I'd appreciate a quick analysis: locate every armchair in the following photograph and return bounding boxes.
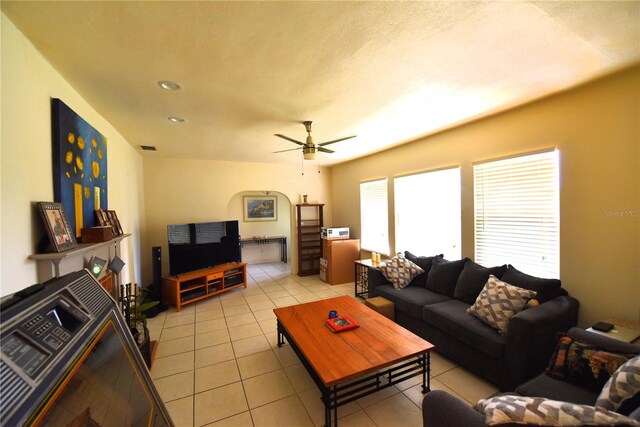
[422,327,640,426]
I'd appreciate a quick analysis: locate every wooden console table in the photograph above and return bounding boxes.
[162,262,247,311]
[240,236,287,262]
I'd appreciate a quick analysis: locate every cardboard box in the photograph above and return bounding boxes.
[82,226,114,243]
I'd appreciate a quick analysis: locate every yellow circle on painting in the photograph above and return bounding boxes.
[98,148,103,160]
[67,133,75,144]
[92,161,100,178]
[84,186,90,199]
[78,136,85,150]
[92,138,98,148]
[65,151,73,164]
[76,156,84,170]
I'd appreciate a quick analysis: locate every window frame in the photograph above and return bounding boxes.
[359,178,390,255]
[473,149,560,278]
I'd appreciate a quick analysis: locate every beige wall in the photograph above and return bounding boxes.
[0,13,146,295]
[331,65,640,327]
[141,157,331,283]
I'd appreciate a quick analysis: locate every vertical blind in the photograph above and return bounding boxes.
[394,168,461,259]
[360,179,389,254]
[474,149,560,279]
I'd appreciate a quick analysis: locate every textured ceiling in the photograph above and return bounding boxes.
[2,1,639,166]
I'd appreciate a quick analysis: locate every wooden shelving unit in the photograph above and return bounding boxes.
[296,203,324,276]
[161,262,247,311]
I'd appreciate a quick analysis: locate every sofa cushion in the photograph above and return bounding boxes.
[501,265,563,303]
[596,355,640,412]
[423,299,505,358]
[515,372,599,406]
[404,251,443,288]
[379,253,424,289]
[375,284,450,319]
[547,334,637,392]
[425,258,467,297]
[453,259,508,305]
[467,275,537,336]
[477,395,640,426]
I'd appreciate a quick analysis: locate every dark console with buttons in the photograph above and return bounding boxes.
[0,270,173,426]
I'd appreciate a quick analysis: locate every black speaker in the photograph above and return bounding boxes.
[152,246,162,294]
[144,246,167,318]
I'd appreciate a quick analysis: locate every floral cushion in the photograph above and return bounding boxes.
[546,334,636,392]
[477,395,640,426]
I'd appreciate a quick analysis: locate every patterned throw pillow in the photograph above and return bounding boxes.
[596,355,640,412]
[379,253,424,290]
[467,275,536,335]
[477,395,640,426]
[546,334,636,392]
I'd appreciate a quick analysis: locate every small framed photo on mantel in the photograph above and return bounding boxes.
[37,201,77,252]
[95,209,123,236]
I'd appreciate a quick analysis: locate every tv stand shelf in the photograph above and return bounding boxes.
[162,262,247,311]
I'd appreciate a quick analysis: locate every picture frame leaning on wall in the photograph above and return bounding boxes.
[37,201,77,252]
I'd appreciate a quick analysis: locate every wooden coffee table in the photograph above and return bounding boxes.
[274,296,434,426]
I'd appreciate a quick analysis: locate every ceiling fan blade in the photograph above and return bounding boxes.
[273,147,303,153]
[318,135,357,146]
[318,147,335,154]
[274,134,305,146]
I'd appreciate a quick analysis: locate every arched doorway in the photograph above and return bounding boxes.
[227,191,292,265]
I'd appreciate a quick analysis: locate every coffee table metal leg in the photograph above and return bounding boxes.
[421,352,431,393]
[322,385,338,427]
[277,320,284,347]
[323,387,331,427]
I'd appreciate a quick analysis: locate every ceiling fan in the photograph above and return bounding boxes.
[273,121,356,160]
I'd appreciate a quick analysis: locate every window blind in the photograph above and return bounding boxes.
[395,168,461,259]
[474,150,559,278]
[360,179,389,254]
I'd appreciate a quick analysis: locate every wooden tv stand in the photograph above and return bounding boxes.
[162,262,247,311]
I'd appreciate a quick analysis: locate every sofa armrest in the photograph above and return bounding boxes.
[509,295,579,338]
[422,390,486,427]
[367,268,390,296]
[568,327,640,354]
[503,295,579,389]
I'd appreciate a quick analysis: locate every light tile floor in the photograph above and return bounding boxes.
[148,262,499,427]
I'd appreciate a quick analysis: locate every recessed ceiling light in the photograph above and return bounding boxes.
[157,80,182,91]
[168,116,185,123]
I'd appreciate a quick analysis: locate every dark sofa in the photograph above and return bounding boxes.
[368,253,579,390]
[422,327,640,426]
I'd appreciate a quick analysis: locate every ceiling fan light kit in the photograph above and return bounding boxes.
[274,120,356,161]
[303,146,317,160]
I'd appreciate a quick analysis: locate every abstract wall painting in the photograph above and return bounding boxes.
[52,98,108,238]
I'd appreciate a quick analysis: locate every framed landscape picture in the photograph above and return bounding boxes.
[37,202,77,252]
[243,196,277,222]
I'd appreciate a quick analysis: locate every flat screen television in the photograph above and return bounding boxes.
[167,220,241,276]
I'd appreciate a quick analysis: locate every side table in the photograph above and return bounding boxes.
[586,317,640,345]
[354,259,380,299]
